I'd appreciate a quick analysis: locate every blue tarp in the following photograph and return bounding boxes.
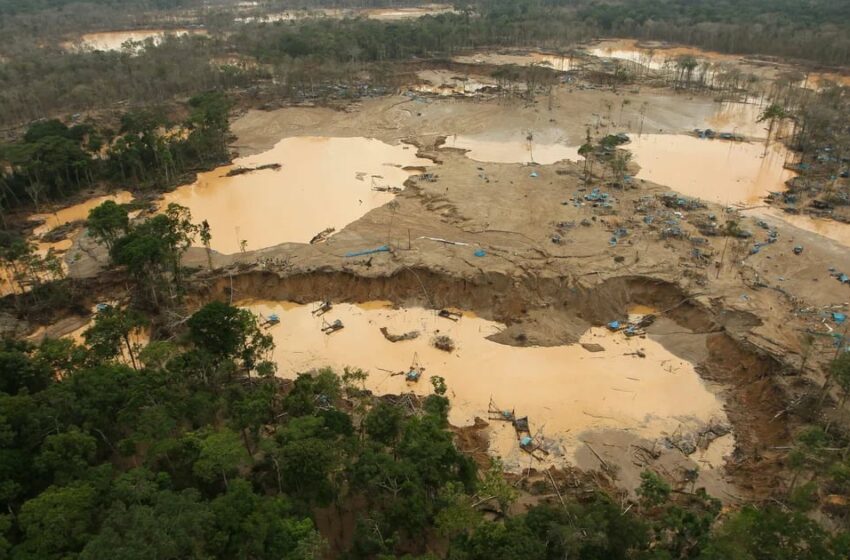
[520,436,533,447]
[607,320,621,330]
[834,313,847,324]
[345,245,390,258]
[474,249,487,257]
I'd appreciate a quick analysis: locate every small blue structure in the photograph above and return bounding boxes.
[474,249,487,257]
[406,369,421,382]
[607,320,621,331]
[833,313,847,325]
[520,436,533,447]
[529,171,539,178]
[345,245,390,258]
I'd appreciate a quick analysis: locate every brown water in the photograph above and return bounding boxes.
[64,29,206,52]
[30,191,134,236]
[588,38,850,90]
[746,207,850,247]
[702,100,769,139]
[627,134,794,205]
[443,133,581,165]
[245,300,731,471]
[161,137,430,253]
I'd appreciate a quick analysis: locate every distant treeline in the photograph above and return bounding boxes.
[569,0,850,66]
[0,0,190,16]
[1,0,848,132]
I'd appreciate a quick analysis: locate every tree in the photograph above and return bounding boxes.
[578,129,594,187]
[700,505,844,560]
[83,306,147,370]
[15,482,98,558]
[209,479,325,560]
[448,517,546,560]
[364,401,403,446]
[110,203,198,308]
[87,200,129,250]
[829,352,850,408]
[200,219,213,270]
[80,487,214,560]
[35,428,98,485]
[192,428,249,490]
[637,470,671,507]
[758,103,788,151]
[0,340,53,395]
[187,301,274,376]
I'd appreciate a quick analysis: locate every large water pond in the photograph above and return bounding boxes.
[161,137,430,253]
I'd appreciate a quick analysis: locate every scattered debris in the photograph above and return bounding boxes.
[432,334,456,352]
[380,327,419,342]
[225,163,281,176]
[438,309,463,321]
[309,227,335,244]
[581,342,606,353]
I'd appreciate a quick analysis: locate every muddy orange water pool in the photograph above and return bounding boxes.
[628,135,794,205]
[161,137,431,253]
[746,207,850,248]
[443,133,581,165]
[245,300,733,472]
[30,191,134,236]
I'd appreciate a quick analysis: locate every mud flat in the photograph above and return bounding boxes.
[246,300,733,482]
[161,136,430,253]
[63,29,207,52]
[453,51,576,70]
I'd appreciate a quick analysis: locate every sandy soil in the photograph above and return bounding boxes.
[55,58,850,501]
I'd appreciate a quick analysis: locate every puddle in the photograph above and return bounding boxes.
[702,101,770,139]
[627,134,794,205]
[443,133,580,165]
[29,191,134,237]
[161,137,430,253]
[453,52,575,70]
[587,38,850,91]
[64,29,206,52]
[245,300,731,471]
[745,207,850,247]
